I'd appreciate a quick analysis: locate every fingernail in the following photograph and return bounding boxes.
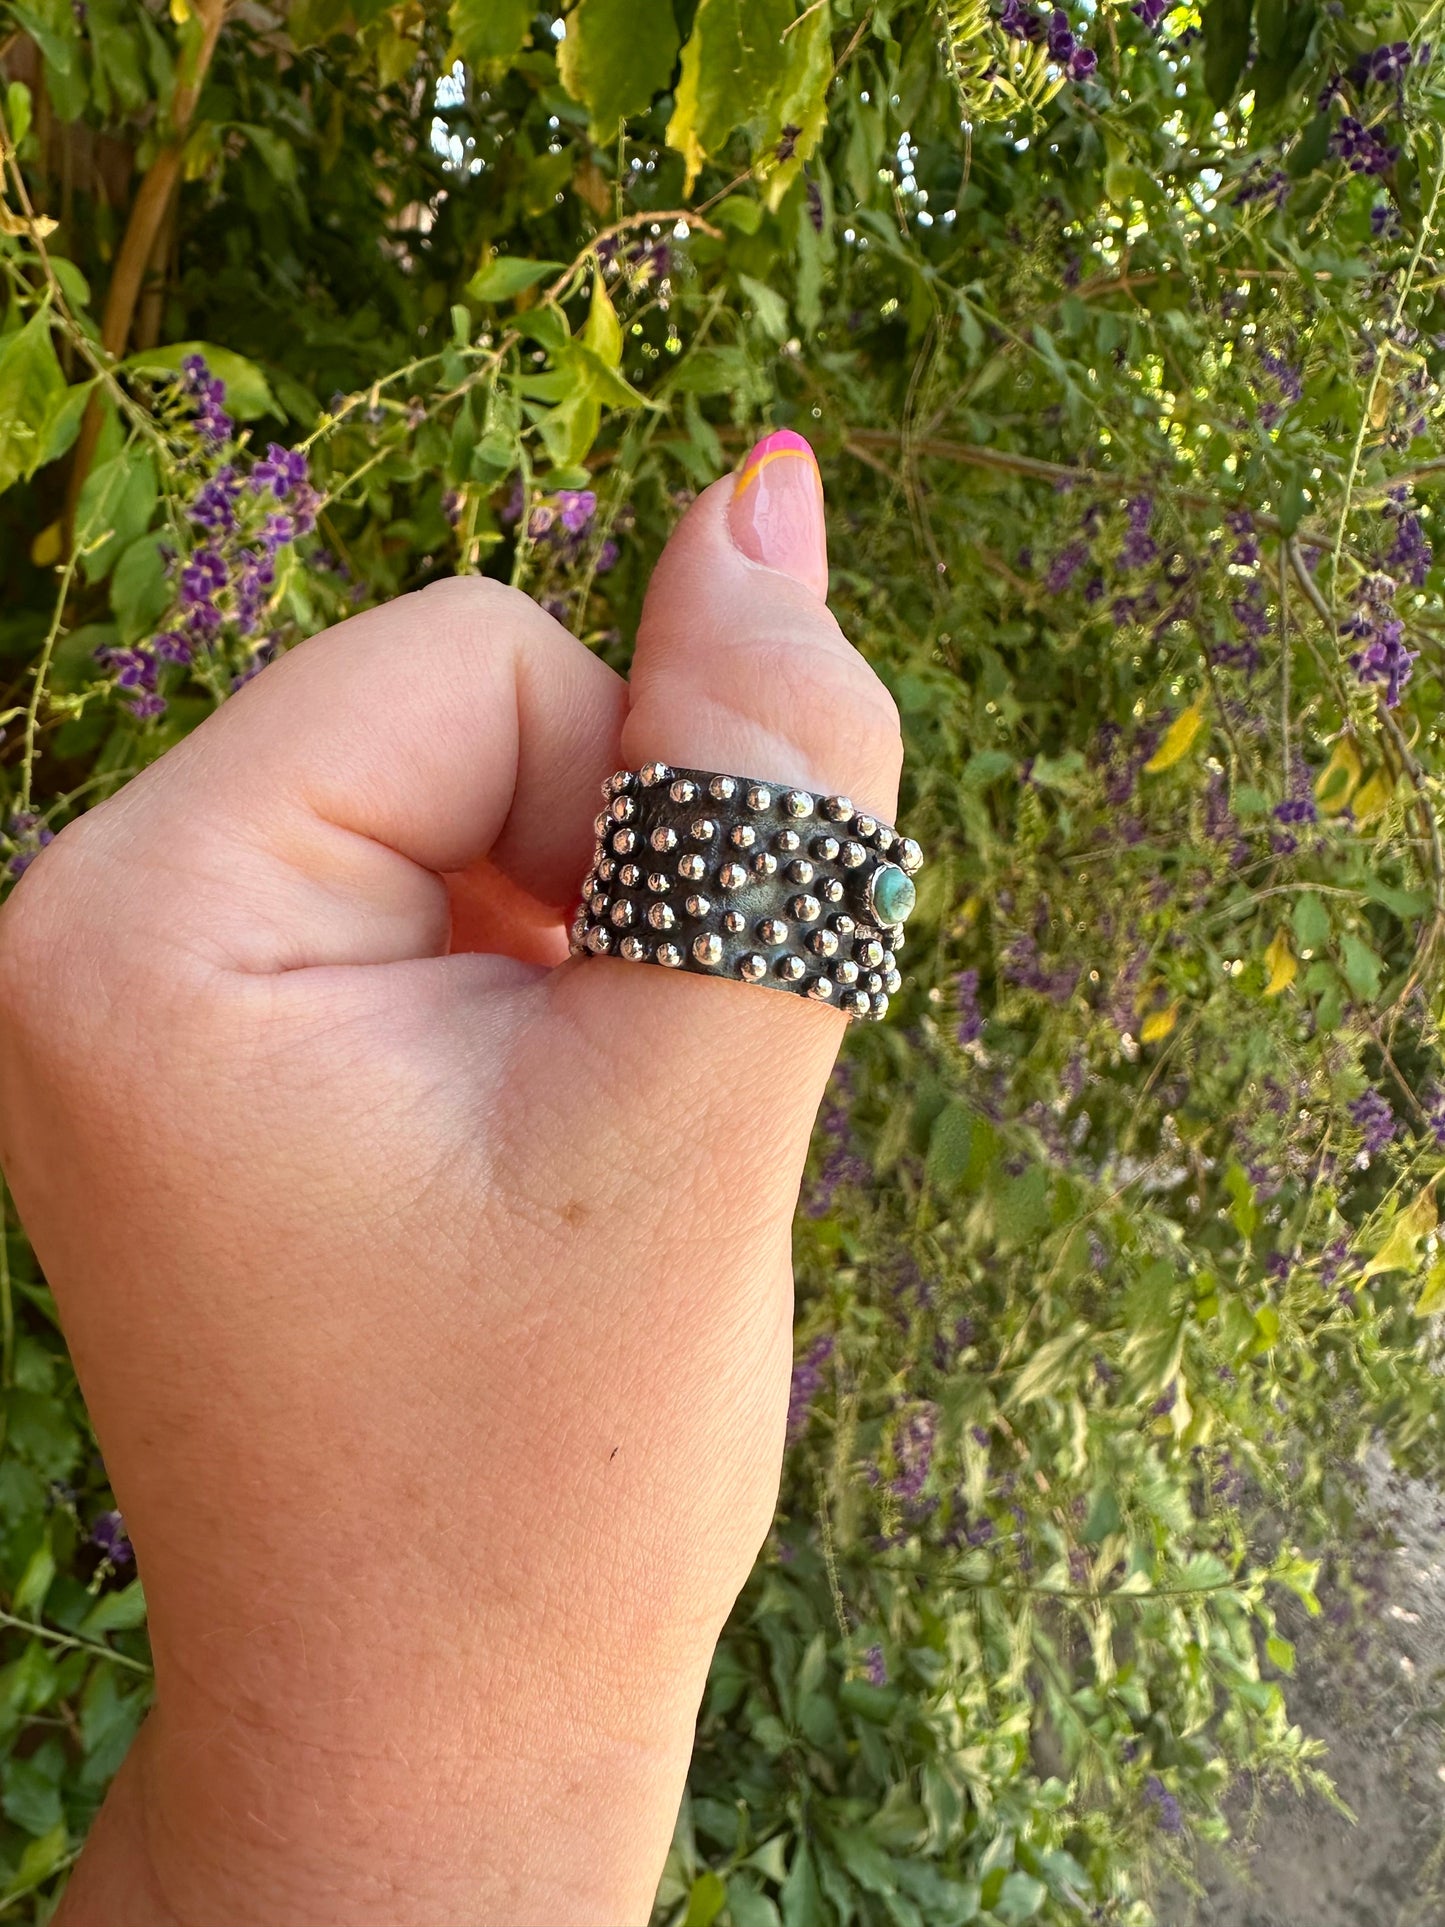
[728,429,828,600]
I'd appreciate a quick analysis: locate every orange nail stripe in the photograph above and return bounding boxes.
[732,445,821,499]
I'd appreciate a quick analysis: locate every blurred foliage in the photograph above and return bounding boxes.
[3,0,1445,1920]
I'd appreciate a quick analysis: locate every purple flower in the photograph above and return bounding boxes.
[1354,41,1412,88]
[89,1509,133,1566]
[1119,494,1157,570]
[126,692,167,720]
[5,812,54,878]
[892,1405,936,1505]
[1386,508,1432,587]
[1273,766,1317,827]
[261,511,297,552]
[1332,116,1400,177]
[1350,1089,1396,1156]
[1133,0,1167,26]
[998,0,1034,37]
[187,465,242,534]
[152,630,193,664]
[1045,540,1090,593]
[1425,1086,1445,1148]
[1145,1776,1184,1836]
[1047,8,1075,61]
[556,488,597,534]
[1235,165,1291,211]
[786,1334,834,1441]
[595,537,620,574]
[863,1644,887,1686]
[251,443,310,501]
[1344,595,1417,707]
[955,967,983,1044]
[180,354,233,447]
[180,547,227,610]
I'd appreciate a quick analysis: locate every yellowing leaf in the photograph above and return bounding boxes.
[1415,1258,1445,1318]
[1314,736,1362,814]
[1143,699,1206,773]
[1140,1003,1179,1043]
[169,0,191,19]
[1363,1181,1437,1281]
[582,266,622,370]
[1352,768,1395,823]
[1263,930,1297,997]
[29,519,61,566]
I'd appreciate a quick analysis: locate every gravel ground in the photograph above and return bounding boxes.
[1183,1455,1445,1927]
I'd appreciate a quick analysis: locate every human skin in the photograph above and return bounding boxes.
[0,433,902,1926]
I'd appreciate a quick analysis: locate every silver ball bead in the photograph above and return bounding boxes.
[738,953,768,982]
[897,837,923,873]
[619,935,647,962]
[730,823,756,849]
[610,899,634,927]
[639,761,671,787]
[608,769,635,794]
[824,795,854,822]
[648,872,671,894]
[871,991,890,1019]
[784,789,813,818]
[807,976,835,1001]
[647,902,675,930]
[719,861,747,889]
[596,858,616,881]
[650,825,678,853]
[857,938,884,968]
[853,814,878,840]
[593,811,609,837]
[657,942,684,968]
[758,917,789,945]
[792,894,821,922]
[776,954,806,983]
[723,909,746,933]
[693,933,723,965]
[833,959,860,986]
[788,858,815,886]
[709,774,737,801]
[669,778,697,805]
[775,828,801,853]
[752,851,778,878]
[884,967,902,994]
[610,795,635,822]
[832,913,856,936]
[746,784,771,810]
[840,840,866,868]
[690,818,717,842]
[585,926,612,954]
[821,878,843,903]
[809,929,838,957]
[684,892,712,918]
[612,828,636,855]
[812,835,840,862]
[678,853,706,881]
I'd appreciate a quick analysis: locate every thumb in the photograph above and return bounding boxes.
[556,432,906,1203]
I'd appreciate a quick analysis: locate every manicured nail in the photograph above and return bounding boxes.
[728,429,828,600]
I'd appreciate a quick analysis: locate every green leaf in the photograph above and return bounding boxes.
[7,79,33,149]
[75,448,157,585]
[2,1755,63,1840]
[927,1101,974,1188]
[1203,0,1255,107]
[996,1872,1048,1925]
[449,0,532,68]
[122,342,277,421]
[727,1881,783,1927]
[0,306,66,496]
[1291,891,1330,952]
[683,1870,728,1927]
[1010,1331,1087,1407]
[110,534,170,644]
[557,0,681,138]
[466,256,565,303]
[78,1580,147,1637]
[11,1538,55,1615]
[780,1841,823,1927]
[761,1,832,211]
[1266,1634,1296,1674]
[1338,931,1383,1005]
[10,1820,68,1889]
[667,0,795,193]
[739,272,789,344]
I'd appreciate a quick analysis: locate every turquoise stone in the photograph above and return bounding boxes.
[869,862,916,925]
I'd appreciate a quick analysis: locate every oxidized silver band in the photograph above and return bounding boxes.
[569,762,921,1021]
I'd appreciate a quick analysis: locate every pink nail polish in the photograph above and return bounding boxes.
[728,429,828,600]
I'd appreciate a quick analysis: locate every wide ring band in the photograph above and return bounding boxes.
[568,762,922,1022]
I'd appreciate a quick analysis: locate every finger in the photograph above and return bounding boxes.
[556,432,904,1194]
[19,578,628,973]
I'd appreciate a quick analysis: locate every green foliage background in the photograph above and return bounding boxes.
[3,0,1445,1920]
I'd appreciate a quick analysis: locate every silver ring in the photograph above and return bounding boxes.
[569,762,921,1021]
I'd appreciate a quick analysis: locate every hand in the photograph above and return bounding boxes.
[0,434,902,1926]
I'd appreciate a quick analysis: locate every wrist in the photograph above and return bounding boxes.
[60,1629,709,1927]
